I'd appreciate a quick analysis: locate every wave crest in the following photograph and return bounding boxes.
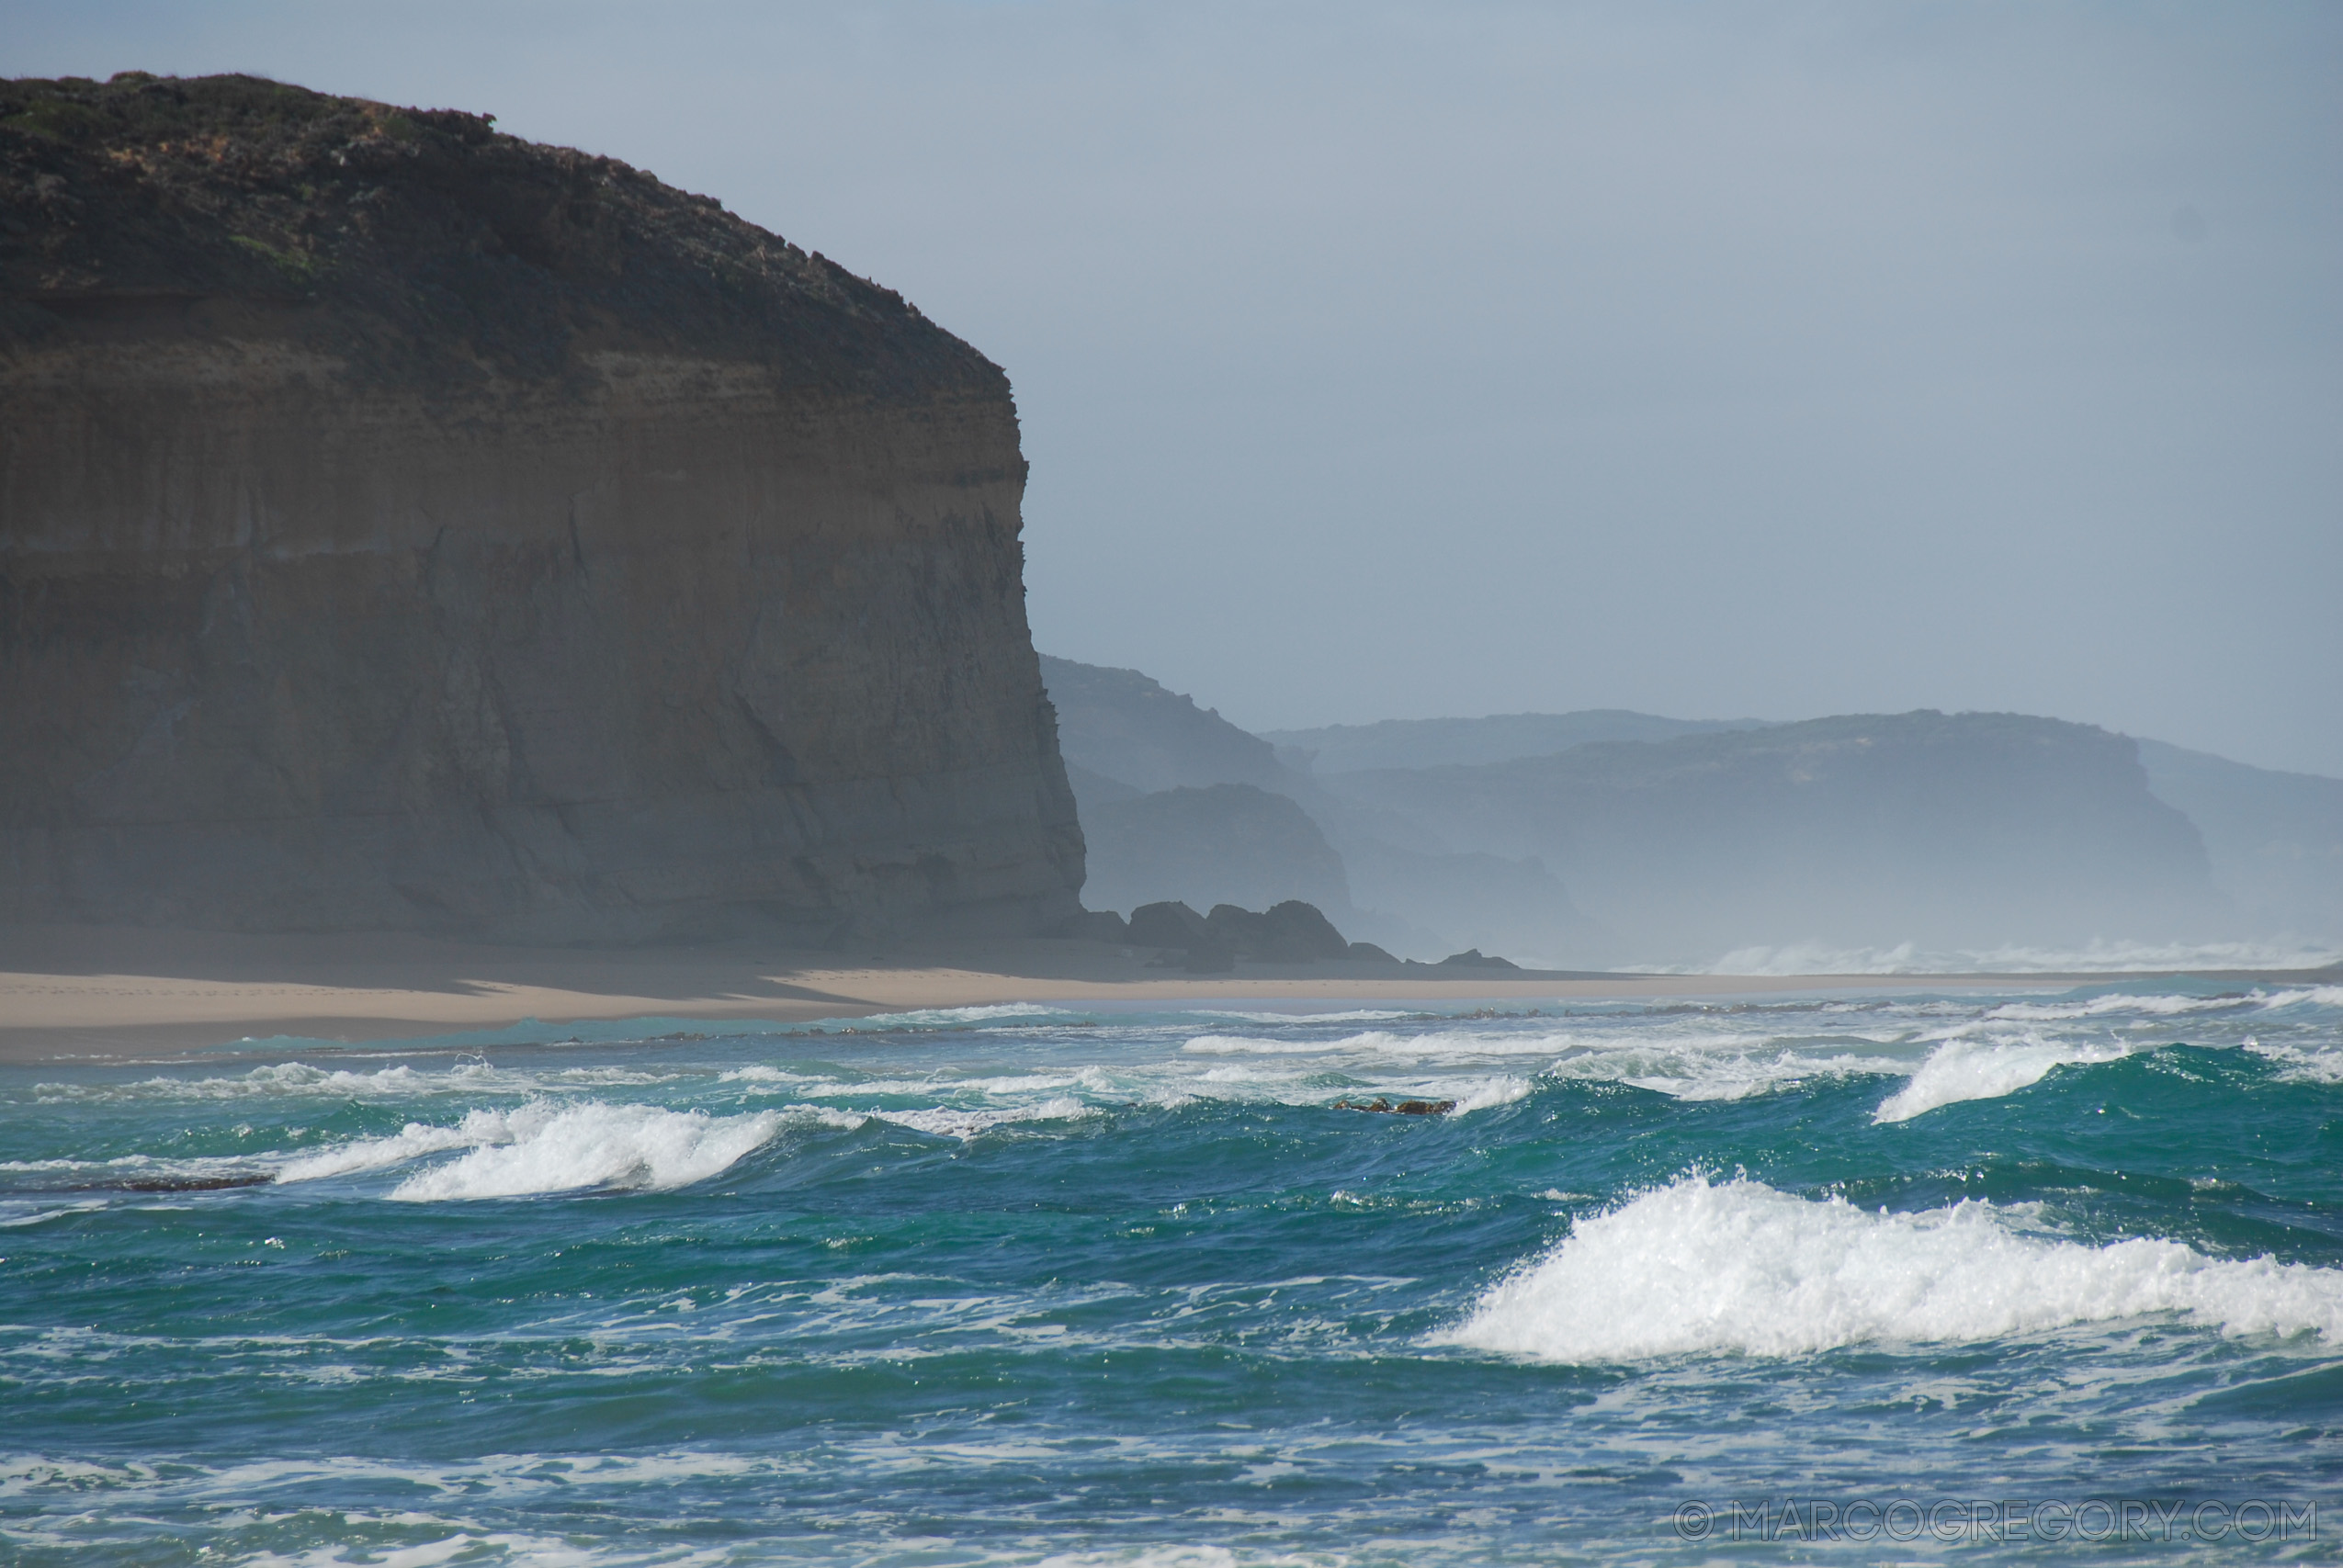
[276,1100,813,1200]
[1440,1175,2343,1361]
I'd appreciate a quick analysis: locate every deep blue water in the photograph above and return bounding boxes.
[6,982,2342,1563]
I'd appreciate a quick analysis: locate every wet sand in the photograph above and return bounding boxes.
[4,923,2330,1065]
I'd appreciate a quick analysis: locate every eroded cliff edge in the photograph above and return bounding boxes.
[0,73,1084,942]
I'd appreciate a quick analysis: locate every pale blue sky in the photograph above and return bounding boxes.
[9,2,2339,773]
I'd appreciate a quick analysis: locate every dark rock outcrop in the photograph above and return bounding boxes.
[1052,908,1130,944]
[1124,898,1234,972]
[0,73,1083,942]
[1205,899,1352,962]
[1434,949,1519,970]
[1126,899,1209,950]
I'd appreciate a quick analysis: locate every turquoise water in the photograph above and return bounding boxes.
[6,983,2342,1563]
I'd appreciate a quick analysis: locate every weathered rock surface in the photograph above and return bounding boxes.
[1205,900,1352,962]
[1434,949,1519,970]
[0,73,1083,942]
[1052,908,1131,944]
[1126,900,1209,951]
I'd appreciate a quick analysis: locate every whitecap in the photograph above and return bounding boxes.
[1197,1009,1415,1025]
[1873,1033,2133,1122]
[2244,1038,2343,1085]
[1440,1175,2343,1361]
[1180,1034,1343,1056]
[2258,986,2343,1011]
[28,1059,684,1105]
[719,1065,815,1084]
[271,1099,856,1199]
[870,1095,1093,1141]
[1984,992,2247,1021]
[1447,1076,1535,1113]
[276,1117,492,1183]
[1183,1028,1573,1063]
[1552,1044,1906,1102]
[389,1102,789,1201]
[843,1003,1082,1029]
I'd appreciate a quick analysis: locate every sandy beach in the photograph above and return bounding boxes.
[7,922,2322,1066]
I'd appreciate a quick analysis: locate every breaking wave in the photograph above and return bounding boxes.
[1873,1033,2134,1122]
[275,1100,834,1200]
[1441,1175,2343,1361]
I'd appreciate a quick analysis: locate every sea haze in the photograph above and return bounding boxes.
[7,984,2343,1562]
[1044,656,2343,973]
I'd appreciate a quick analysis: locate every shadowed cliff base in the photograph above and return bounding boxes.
[1,73,1083,944]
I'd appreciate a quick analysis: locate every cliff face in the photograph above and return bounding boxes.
[0,73,1083,942]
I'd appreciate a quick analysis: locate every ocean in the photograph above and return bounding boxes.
[6,982,2342,1563]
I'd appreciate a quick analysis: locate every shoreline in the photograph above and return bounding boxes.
[4,924,2334,1066]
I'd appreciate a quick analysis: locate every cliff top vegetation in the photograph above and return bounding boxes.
[0,71,1000,398]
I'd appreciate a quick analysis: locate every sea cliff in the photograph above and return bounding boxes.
[0,73,1083,941]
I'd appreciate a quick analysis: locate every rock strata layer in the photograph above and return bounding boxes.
[1,73,1083,941]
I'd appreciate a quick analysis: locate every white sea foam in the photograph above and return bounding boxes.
[29,1060,682,1104]
[1447,1076,1535,1113]
[1551,1045,1906,1102]
[1172,1064,1530,1115]
[2259,986,2343,1010]
[388,1102,788,1201]
[871,1095,1093,1140]
[1693,938,2342,976]
[1199,1010,1414,1025]
[1181,1022,1913,1104]
[2246,1039,2343,1085]
[276,1120,488,1182]
[1441,1175,2343,1361]
[719,1065,813,1084]
[1983,992,2246,1021]
[1181,1034,1343,1057]
[238,1530,606,1568]
[1873,1033,2134,1122]
[1183,1028,1569,1062]
[845,1003,1082,1029]
[812,1070,1106,1100]
[271,1099,849,1199]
